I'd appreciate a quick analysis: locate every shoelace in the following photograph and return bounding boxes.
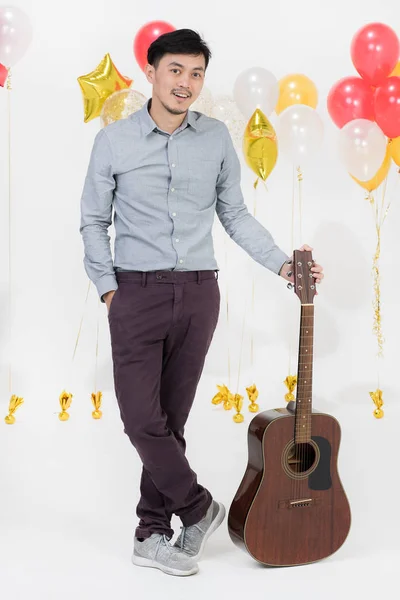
[154,534,174,560]
[178,523,205,549]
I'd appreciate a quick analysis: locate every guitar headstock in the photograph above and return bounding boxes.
[288,249,316,305]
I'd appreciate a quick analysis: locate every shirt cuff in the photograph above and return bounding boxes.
[264,247,291,275]
[96,274,118,302]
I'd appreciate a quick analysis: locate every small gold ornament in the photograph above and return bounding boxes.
[4,394,24,424]
[91,391,103,419]
[232,393,244,423]
[211,384,234,410]
[59,390,73,421]
[246,384,259,412]
[370,389,384,419]
[284,375,297,402]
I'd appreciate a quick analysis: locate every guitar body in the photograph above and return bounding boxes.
[228,407,351,566]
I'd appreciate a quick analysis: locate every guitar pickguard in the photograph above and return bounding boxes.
[308,435,332,491]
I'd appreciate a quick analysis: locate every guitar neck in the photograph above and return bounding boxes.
[295,304,314,443]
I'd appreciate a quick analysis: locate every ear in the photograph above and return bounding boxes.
[144,64,155,84]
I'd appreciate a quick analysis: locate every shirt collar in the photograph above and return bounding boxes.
[136,99,199,136]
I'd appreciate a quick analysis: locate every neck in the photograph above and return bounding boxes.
[148,96,187,134]
[294,304,314,443]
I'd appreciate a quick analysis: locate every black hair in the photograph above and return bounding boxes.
[147,28,212,70]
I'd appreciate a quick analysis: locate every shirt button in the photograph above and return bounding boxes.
[171,188,175,192]
[179,259,183,264]
[170,136,174,140]
[172,212,177,216]
[171,163,176,168]
[175,238,180,243]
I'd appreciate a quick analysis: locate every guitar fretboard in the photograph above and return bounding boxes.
[295,305,314,443]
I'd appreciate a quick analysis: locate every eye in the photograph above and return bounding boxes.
[193,73,202,78]
[171,69,180,74]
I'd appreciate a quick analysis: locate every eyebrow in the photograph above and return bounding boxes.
[167,61,205,72]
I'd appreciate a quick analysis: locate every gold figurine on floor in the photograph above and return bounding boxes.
[59,391,73,421]
[4,395,24,424]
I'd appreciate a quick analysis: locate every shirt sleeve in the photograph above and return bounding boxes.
[79,129,118,301]
[215,124,290,275]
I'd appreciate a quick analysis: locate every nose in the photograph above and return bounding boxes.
[177,75,190,90]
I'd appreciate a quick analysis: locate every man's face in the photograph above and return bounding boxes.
[145,53,206,115]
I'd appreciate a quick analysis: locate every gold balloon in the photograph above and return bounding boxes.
[276,74,318,115]
[389,137,400,167]
[243,109,278,184]
[77,53,133,123]
[351,143,391,191]
[101,89,147,127]
[390,61,400,77]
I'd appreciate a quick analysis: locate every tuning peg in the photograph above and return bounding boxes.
[287,283,294,290]
[286,259,293,265]
[287,271,293,278]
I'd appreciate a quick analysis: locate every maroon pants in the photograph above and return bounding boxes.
[108,269,220,540]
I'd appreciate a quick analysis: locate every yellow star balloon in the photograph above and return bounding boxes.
[77,53,133,123]
[243,108,278,187]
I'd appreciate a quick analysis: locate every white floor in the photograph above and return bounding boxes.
[1,380,398,600]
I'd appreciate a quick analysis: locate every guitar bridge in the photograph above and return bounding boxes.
[278,498,321,509]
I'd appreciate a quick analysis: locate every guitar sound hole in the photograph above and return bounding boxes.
[287,443,316,474]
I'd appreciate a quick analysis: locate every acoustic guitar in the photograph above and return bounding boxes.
[228,249,351,566]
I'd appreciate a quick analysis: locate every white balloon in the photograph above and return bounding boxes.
[338,119,387,181]
[190,86,214,116]
[233,67,278,119]
[0,6,32,67]
[277,105,324,165]
[211,95,247,147]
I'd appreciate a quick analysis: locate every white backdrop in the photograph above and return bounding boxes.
[0,1,399,598]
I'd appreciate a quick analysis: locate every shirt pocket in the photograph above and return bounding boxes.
[187,158,220,199]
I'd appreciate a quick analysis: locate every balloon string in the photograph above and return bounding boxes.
[297,166,303,243]
[251,187,258,371]
[94,297,101,392]
[66,281,91,388]
[224,236,231,389]
[7,70,12,394]
[289,164,296,374]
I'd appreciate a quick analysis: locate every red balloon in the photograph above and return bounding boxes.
[0,63,8,87]
[327,76,375,128]
[351,22,400,87]
[374,76,400,139]
[133,21,176,72]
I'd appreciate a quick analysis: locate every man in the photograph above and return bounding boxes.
[80,28,324,577]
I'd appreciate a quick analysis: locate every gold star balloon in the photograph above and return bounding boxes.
[77,53,133,123]
[243,108,278,187]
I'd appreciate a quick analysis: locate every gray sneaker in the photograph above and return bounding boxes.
[173,500,226,561]
[132,533,199,577]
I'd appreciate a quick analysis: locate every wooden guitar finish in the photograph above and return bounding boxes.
[228,250,351,566]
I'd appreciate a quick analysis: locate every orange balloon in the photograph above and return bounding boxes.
[390,61,400,77]
[389,136,400,166]
[276,74,318,115]
[351,143,392,191]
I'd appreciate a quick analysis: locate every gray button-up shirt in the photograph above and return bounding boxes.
[80,100,289,300]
